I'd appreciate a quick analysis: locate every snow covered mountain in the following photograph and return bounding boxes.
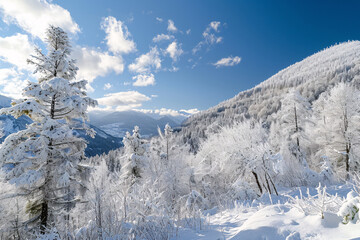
[0,95,122,157]
[89,110,181,138]
[181,41,360,150]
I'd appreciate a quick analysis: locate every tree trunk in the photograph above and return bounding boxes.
[252,171,263,194]
[41,94,56,233]
[40,201,48,234]
[294,104,300,148]
[345,142,351,180]
[264,173,272,194]
[343,109,350,180]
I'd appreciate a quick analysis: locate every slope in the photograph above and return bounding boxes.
[181,41,360,150]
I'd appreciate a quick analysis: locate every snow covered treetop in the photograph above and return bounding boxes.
[27,25,78,82]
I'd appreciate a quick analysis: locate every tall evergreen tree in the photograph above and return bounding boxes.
[121,126,147,182]
[0,26,97,233]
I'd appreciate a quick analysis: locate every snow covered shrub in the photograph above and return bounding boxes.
[319,156,337,185]
[131,216,175,240]
[183,190,209,231]
[287,183,343,218]
[338,191,360,224]
[195,120,278,206]
[227,179,258,202]
[186,190,209,212]
[34,227,61,240]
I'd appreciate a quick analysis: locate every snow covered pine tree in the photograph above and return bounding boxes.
[121,126,148,182]
[0,26,97,234]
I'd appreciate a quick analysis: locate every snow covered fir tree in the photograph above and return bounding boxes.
[0,26,97,237]
[0,4,360,239]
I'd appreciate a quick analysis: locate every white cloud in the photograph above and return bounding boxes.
[167,19,177,32]
[72,46,124,83]
[166,41,183,62]
[0,33,34,70]
[151,94,158,98]
[97,91,151,111]
[193,21,223,54]
[0,68,28,99]
[213,56,241,68]
[186,29,191,35]
[180,108,200,115]
[135,107,200,117]
[128,47,161,73]
[101,16,136,54]
[154,108,183,117]
[210,21,221,32]
[156,17,163,22]
[132,73,155,87]
[103,83,112,90]
[0,0,79,40]
[152,33,174,42]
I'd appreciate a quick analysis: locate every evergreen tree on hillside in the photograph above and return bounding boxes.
[121,126,148,182]
[0,26,97,234]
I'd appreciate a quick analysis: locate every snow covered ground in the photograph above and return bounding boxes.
[176,185,360,240]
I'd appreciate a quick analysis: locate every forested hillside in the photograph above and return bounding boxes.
[181,41,360,151]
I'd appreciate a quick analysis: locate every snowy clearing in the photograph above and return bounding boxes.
[176,185,360,240]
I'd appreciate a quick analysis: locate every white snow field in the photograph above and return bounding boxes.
[176,185,360,240]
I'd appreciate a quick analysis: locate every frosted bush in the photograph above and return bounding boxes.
[228,179,258,201]
[338,191,360,224]
[287,183,343,218]
[34,228,60,240]
[186,190,208,211]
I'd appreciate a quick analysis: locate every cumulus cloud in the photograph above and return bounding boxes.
[0,0,79,40]
[155,108,184,117]
[210,21,221,32]
[103,83,112,90]
[128,47,161,73]
[193,21,223,54]
[0,68,28,99]
[132,73,155,87]
[0,33,35,70]
[152,33,174,42]
[180,108,200,115]
[72,46,124,83]
[97,91,151,111]
[135,107,200,117]
[166,41,183,62]
[213,56,241,68]
[167,19,177,32]
[101,16,136,54]
[156,17,163,22]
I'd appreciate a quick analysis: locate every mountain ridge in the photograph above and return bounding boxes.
[89,110,181,138]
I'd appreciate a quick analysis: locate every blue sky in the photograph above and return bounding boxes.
[0,0,360,116]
